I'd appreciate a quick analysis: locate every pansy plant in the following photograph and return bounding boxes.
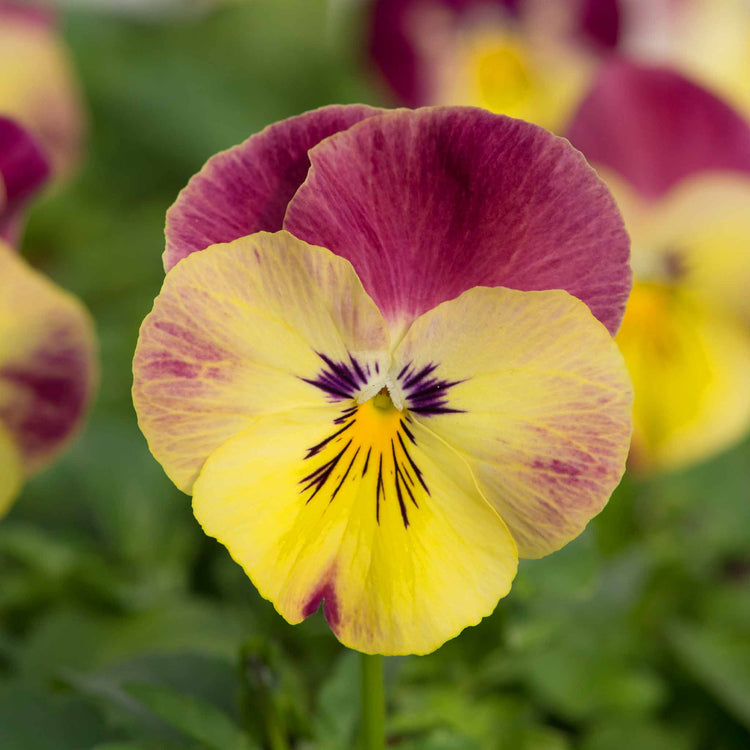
[134,105,633,655]
[0,117,97,517]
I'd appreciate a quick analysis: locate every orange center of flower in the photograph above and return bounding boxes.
[474,42,532,112]
[299,392,429,530]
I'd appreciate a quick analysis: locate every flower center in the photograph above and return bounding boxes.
[372,386,394,412]
[473,40,533,112]
[631,245,688,284]
[297,352,464,528]
[299,394,427,529]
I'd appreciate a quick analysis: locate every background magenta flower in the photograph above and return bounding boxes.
[566,61,750,471]
[0,0,86,180]
[368,0,621,108]
[0,117,50,243]
[0,117,97,517]
[567,59,750,200]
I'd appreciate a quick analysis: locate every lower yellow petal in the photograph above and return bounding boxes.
[392,287,633,559]
[617,283,750,472]
[193,401,517,655]
[0,424,22,519]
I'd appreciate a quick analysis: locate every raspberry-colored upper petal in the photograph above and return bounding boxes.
[284,106,631,335]
[164,104,383,272]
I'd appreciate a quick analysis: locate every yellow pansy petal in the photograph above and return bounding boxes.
[0,424,22,519]
[653,175,750,323]
[193,405,517,655]
[618,283,750,473]
[0,246,97,476]
[392,287,633,559]
[133,231,390,494]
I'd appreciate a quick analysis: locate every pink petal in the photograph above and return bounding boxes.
[0,117,50,244]
[0,1,56,27]
[164,104,383,272]
[284,106,630,336]
[566,60,750,200]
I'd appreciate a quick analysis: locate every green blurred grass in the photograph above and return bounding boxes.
[2,1,748,747]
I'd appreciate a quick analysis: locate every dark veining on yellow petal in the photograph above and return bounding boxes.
[299,405,426,529]
[298,352,463,529]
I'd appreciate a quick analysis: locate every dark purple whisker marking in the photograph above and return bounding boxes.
[330,447,360,503]
[301,439,352,502]
[350,355,367,383]
[376,454,384,523]
[400,418,416,445]
[397,432,429,495]
[298,406,433,530]
[301,351,371,402]
[297,352,466,529]
[305,420,353,458]
[397,361,465,416]
[391,439,411,528]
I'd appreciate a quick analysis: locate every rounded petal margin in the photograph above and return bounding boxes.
[392,286,633,558]
[0,245,98,478]
[164,105,383,272]
[193,407,517,655]
[617,283,750,474]
[284,107,631,337]
[0,117,51,244]
[566,60,750,200]
[0,1,85,179]
[134,231,391,494]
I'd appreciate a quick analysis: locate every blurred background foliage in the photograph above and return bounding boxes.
[1,0,748,747]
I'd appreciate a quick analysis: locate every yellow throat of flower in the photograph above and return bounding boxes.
[299,390,428,530]
[473,39,533,114]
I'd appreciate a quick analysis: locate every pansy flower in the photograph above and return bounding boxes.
[134,105,633,654]
[368,0,621,130]
[0,117,97,517]
[567,61,750,472]
[0,1,85,179]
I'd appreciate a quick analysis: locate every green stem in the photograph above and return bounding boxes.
[265,700,290,750]
[360,653,385,750]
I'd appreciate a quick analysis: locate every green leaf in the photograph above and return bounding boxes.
[667,621,750,728]
[582,720,692,750]
[0,685,108,750]
[309,650,360,749]
[125,682,256,750]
